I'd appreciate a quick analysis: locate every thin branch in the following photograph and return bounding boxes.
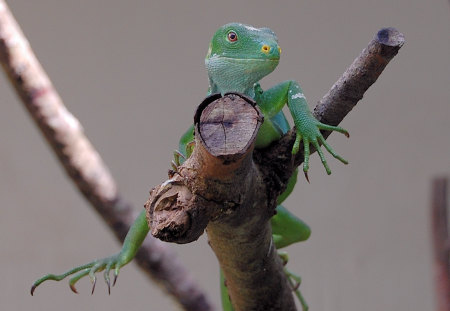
[314,28,405,128]
[0,2,212,310]
[431,177,450,311]
[255,27,405,202]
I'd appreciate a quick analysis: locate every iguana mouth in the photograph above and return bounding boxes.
[210,56,279,62]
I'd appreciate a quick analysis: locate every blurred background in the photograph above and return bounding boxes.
[1,0,449,310]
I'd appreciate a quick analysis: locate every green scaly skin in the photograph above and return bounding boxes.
[31,24,348,310]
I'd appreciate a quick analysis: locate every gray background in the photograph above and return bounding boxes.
[1,0,449,310]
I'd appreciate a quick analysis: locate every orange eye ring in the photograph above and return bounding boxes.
[227,31,238,42]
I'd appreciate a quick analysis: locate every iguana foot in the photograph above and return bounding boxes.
[277,251,308,310]
[285,267,308,311]
[31,253,127,295]
[292,120,349,179]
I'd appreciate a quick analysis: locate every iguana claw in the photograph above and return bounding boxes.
[103,262,114,294]
[91,276,97,295]
[284,267,308,311]
[272,250,308,310]
[69,283,78,294]
[30,284,37,296]
[303,171,310,183]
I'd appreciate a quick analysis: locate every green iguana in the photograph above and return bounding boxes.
[32,23,348,311]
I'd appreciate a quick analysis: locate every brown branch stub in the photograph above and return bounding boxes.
[146,180,211,244]
[0,2,213,310]
[146,93,264,243]
[431,177,450,311]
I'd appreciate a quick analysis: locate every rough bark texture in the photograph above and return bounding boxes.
[0,2,212,310]
[431,177,450,311]
[146,29,404,311]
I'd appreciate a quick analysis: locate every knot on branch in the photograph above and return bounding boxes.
[145,178,211,244]
[146,93,264,243]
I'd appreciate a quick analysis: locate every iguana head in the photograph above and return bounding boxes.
[205,23,281,96]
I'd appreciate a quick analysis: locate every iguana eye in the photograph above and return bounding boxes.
[227,31,238,42]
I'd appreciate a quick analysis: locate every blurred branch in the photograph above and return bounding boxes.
[431,177,450,311]
[0,1,212,310]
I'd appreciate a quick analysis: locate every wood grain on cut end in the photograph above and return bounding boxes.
[376,27,405,47]
[197,93,263,158]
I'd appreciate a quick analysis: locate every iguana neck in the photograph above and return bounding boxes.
[208,77,255,98]
[206,56,279,98]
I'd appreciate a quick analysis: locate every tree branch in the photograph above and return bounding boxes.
[0,2,212,310]
[431,177,450,311]
[147,29,404,311]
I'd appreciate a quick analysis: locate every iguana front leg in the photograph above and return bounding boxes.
[31,210,149,295]
[256,80,349,180]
